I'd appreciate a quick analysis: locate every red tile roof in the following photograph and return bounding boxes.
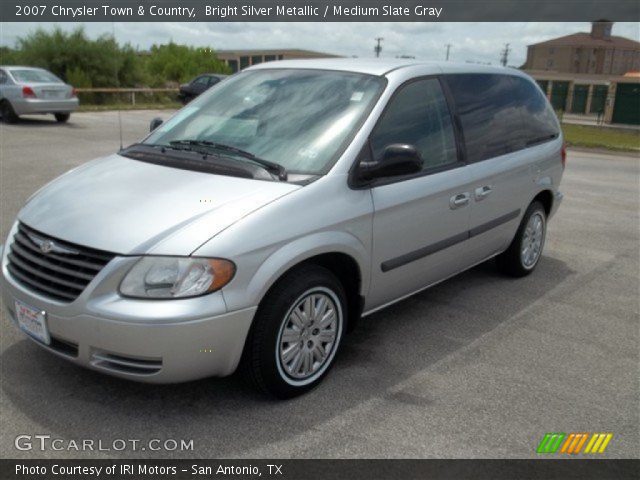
[531,32,640,49]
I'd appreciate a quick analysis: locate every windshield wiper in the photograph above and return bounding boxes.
[169,140,287,181]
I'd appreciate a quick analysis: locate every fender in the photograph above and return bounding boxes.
[221,230,370,312]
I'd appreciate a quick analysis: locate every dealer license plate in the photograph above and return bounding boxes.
[15,300,50,345]
[42,90,65,99]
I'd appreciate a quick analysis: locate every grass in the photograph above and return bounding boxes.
[78,102,180,112]
[562,123,640,152]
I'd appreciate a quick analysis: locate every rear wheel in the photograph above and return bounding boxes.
[496,201,546,277]
[0,100,19,123]
[240,265,346,398]
[54,113,70,123]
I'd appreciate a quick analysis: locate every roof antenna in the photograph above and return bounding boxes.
[112,21,124,151]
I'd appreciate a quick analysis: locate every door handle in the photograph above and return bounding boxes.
[474,185,493,201]
[450,192,470,209]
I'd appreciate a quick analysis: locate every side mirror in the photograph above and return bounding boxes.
[149,117,163,132]
[359,144,422,181]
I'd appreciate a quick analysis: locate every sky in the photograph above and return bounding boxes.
[1,22,639,66]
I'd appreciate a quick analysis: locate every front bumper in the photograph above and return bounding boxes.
[12,97,79,115]
[1,240,256,383]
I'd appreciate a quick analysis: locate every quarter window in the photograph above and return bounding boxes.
[511,76,560,145]
[370,79,458,172]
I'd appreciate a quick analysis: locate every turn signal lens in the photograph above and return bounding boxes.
[120,257,236,299]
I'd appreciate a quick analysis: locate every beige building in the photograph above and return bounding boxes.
[523,21,640,75]
[216,49,341,73]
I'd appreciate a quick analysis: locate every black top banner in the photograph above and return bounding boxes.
[3,0,640,22]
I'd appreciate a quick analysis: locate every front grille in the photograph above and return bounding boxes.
[7,223,115,302]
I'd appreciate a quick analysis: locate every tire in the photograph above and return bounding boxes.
[240,265,346,398]
[54,113,70,123]
[496,201,547,277]
[0,100,19,123]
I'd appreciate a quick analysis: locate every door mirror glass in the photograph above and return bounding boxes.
[360,144,422,181]
[149,117,163,132]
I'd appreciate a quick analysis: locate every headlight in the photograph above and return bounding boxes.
[120,257,235,299]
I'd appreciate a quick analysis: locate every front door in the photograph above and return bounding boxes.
[366,78,473,311]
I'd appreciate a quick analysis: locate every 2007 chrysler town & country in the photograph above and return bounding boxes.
[1,59,564,398]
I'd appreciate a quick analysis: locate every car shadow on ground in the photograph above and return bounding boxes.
[1,255,573,458]
[2,116,80,128]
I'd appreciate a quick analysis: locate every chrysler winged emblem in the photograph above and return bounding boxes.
[27,233,79,255]
[40,240,54,254]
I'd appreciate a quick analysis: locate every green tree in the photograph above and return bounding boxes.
[0,46,22,65]
[143,42,230,86]
[6,26,229,91]
[13,26,145,87]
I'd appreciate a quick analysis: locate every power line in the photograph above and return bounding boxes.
[500,43,511,67]
[374,37,384,58]
[445,44,452,61]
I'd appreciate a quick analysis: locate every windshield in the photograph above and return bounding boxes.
[10,69,63,84]
[145,69,385,175]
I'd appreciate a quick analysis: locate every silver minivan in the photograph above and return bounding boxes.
[1,59,564,397]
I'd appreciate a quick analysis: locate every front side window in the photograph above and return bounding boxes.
[370,78,458,172]
[145,69,385,174]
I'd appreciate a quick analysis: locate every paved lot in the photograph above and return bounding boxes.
[0,111,638,459]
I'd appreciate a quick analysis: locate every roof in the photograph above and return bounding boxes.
[0,66,46,70]
[246,58,520,77]
[216,48,340,57]
[530,32,640,49]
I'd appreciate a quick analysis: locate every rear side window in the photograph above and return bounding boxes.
[371,78,457,172]
[444,74,524,162]
[444,73,559,162]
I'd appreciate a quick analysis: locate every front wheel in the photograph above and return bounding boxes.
[240,265,346,398]
[496,201,547,277]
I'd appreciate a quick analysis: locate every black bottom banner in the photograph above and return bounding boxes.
[2,459,639,480]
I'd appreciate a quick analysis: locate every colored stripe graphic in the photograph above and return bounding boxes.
[536,433,566,453]
[560,433,589,454]
[538,433,613,454]
[584,433,613,454]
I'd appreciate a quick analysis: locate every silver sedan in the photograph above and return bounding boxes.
[0,66,79,123]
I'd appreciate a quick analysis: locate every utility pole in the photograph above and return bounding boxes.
[445,44,452,61]
[374,37,384,58]
[500,43,510,67]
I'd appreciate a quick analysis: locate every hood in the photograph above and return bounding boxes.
[18,154,300,255]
